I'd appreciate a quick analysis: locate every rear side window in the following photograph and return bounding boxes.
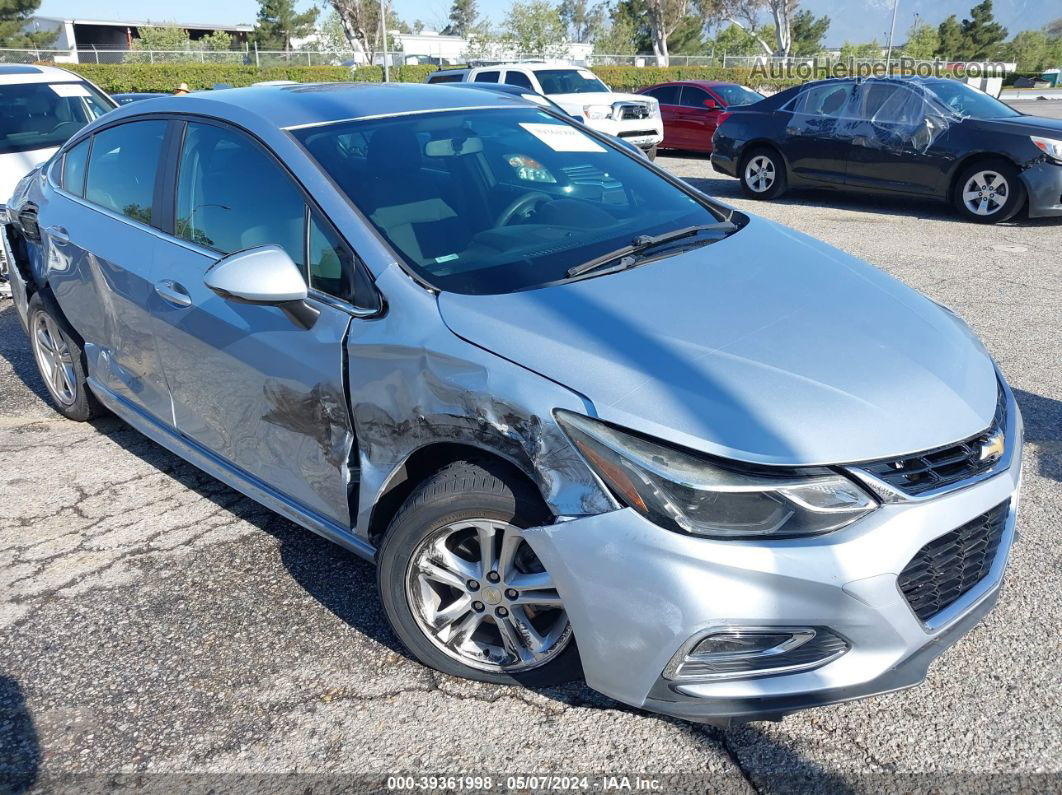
[175,122,306,268]
[504,71,534,90]
[62,138,89,196]
[428,73,463,84]
[645,85,680,105]
[85,121,167,225]
[790,83,856,118]
[474,71,500,83]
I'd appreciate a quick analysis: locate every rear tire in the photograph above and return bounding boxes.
[377,459,581,688]
[953,159,1024,223]
[27,291,104,422]
[739,146,787,200]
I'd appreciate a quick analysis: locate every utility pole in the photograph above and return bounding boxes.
[381,0,391,82]
[884,0,900,73]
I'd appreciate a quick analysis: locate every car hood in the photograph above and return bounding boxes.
[438,216,999,466]
[0,147,56,204]
[548,92,653,110]
[976,114,1062,137]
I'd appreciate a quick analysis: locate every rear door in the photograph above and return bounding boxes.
[843,82,951,196]
[40,119,175,425]
[642,85,682,148]
[675,85,722,152]
[149,119,361,528]
[782,81,857,184]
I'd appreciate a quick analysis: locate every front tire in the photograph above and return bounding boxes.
[377,459,580,687]
[27,291,104,422]
[953,160,1024,223]
[645,145,658,161]
[739,147,787,200]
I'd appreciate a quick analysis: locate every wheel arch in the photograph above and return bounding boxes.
[946,151,1024,205]
[738,139,791,174]
[365,441,550,548]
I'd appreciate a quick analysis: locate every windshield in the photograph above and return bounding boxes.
[713,84,765,107]
[924,80,1019,119]
[294,107,729,295]
[0,82,114,155]
[534,69,610,95]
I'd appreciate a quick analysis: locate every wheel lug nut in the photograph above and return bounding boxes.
[467,580,479,591]
[505,588,518,600]
[472,601,484,612]
[487,571,500,583]
[495,606,508,617]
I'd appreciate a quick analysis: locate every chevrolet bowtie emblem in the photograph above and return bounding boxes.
[978,430,1006,463]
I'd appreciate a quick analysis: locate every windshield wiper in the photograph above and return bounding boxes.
[565,222,737,278]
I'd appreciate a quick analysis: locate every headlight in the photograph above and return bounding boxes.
[583,104,613,120]
[555,411,877,539]
[1031,135,1062,162]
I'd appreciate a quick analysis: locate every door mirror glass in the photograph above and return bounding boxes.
[204,245,308,304]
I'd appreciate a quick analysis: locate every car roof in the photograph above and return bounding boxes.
[94,81,536,132]
[0,64,87,85]
[480,63,581,72]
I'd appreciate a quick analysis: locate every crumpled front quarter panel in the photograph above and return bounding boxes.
[349,266,613,539]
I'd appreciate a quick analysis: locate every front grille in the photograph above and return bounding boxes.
[898,500,1009,622]
[856,385,1006,496]
[617,103,650,120]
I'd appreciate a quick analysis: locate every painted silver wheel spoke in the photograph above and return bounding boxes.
[497,526,523,581]
[429,594,472,630]
[474,521,496,576]
[496,614,534,664]
[445,610,483,648]
[418,559,468,591]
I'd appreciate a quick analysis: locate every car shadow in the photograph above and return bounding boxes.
[1013,388,1062,483]
[0,676,40,794]
[0,302,51,410]
[665,164,1062,227]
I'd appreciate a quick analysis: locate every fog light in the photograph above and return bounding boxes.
[664,627,849,681]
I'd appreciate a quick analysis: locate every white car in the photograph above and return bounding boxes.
[456,64,663,159]
[0,64,115,296]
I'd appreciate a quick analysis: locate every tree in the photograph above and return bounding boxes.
[252,0,318,50]
[706,0,796,57]
[959,0,1007,60]
[328,0,403,63]
[1047,17,1062,39]
[0,0,57,48]
[789,9,828,56]
[936,15,964,60]
[840,39,882,59]
[200,29,234,50]
[502,0,568,57]
[1001,30,1059,72]
[903,21,939,60]
[592,13,637,55]
[710,21,762,56]
[559,0,607,43]
[644,0,692,64]
[447,0,478,38]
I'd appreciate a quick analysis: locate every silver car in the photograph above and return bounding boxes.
[3,83,1022,724]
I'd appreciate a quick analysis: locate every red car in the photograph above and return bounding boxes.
[638,80,765,154]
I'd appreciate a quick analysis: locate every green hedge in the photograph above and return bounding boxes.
[42,62,439,92]
[48,61,802,94]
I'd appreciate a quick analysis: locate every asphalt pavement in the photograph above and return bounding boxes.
[1,100,1060,793]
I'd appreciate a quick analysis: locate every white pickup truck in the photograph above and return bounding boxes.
[429,64,664,159]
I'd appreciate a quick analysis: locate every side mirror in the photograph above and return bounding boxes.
[204,245,319,329]
[704,99,720,110]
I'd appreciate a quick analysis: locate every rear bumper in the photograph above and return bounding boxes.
[1021,159,1062,217]
[711,152,738,178]
[523,388,1023,724]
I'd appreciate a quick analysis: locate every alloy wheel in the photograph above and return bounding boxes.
[744,155,776,193]
[406,519,571,673]
[962,170,1009,217]
[31,311,77,406]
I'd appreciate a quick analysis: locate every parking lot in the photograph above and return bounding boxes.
[1,99,1060,792]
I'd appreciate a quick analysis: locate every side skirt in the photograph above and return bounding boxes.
[88,377,377,563]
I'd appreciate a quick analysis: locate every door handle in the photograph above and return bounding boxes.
[154,279,192,308]
[45,225,69,244]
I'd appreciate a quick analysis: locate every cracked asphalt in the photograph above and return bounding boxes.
[2,100,1060,793]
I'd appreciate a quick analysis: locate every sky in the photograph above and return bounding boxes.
[35,0,1059,48]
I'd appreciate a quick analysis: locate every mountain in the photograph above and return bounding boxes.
[804,0,1059,48]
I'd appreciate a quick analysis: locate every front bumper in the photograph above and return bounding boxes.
[584,117,663,148]
[1021,159,1062,218]
[524,391,1023,724]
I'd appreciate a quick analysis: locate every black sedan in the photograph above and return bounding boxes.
[711,77,1062,223]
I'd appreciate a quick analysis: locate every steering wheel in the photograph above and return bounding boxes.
[495,191,552,228]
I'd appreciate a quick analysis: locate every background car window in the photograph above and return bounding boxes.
[792,83,856,118]
[645,85,680,105]
[176,122,306,268]
[534,69,609,95]
[84,121,167,225]
[678,87,712,108]
[0,82,113,155]
[503,71,534,90]
[61,137,89,197]
[308,213,355,299]
[871,86,924,127]
[474,71,500,83]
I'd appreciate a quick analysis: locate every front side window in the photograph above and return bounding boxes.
[503,71,534,90]
[308,213,355,298]
[84,120,167,225]
[295,108,729,295]
[62,137,90,196]
[0,82,113,155]
[175,122,306,268]
[534,69,609,95]
[710,84,764,107]
[679,87,712,108]
[924,80,1019,119]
